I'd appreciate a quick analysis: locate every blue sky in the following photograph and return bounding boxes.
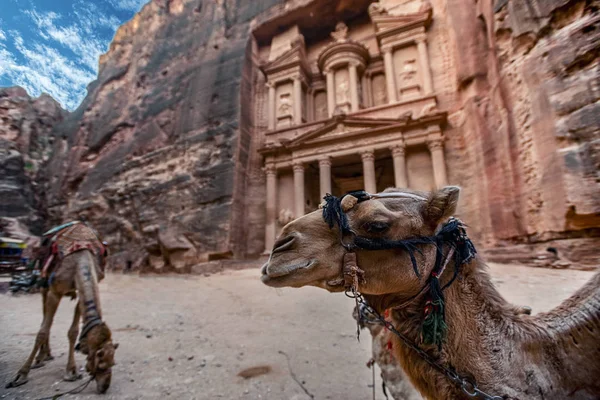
[0,0,149,110]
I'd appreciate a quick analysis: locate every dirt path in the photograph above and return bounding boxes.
[0,263,595,400]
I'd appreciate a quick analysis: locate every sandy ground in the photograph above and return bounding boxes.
[0,263,596,400]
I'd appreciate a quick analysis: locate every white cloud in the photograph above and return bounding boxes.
[25,9,107,72]
[108,0,150,12]
[1,1,148,111]
[2,30,95,109]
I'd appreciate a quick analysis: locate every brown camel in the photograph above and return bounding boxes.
[6,223,118,394]
[262,186,600,400]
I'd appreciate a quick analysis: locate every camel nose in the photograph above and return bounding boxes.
[271,234,296,254]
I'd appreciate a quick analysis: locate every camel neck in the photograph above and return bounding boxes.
[387,259,529,399]
[74,251,103,324]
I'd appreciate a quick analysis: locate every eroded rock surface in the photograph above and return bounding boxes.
[0,87,66,235]
[444,0,600,267]
[0,0,598,269]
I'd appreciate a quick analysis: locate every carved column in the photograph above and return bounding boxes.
[392,144,408,188]
[293,162,305,217]
[416,37,433,95]
[326,69,335,117]
[428,139,448,188]
[318,157,332,199]
[361,150,377,193]
[267,82,276,130]
[383,48,398,104]
[349,63,360,112]
[293,77,303,125]
[306,88,314,122]
[264,163,277,253]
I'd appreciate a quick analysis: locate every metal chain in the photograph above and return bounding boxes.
[349,290,505,400]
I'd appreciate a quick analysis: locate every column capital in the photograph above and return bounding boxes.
[292,161,305,172]
[415,34,428,44]
[266,81,275,89]
[361,150,375,162]
[318,157,332,167]
[391,143,406,157]
[381,45,394,54]
[427,138,444,152]
[291,74,307,85]
[264,162,277,176]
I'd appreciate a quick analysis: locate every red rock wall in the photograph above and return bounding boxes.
[444,0,599,266]
[0,87,66,235]
[41,0,283,270]
[1,0,598,269]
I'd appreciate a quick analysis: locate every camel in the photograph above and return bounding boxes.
[6,222,118,394]
[261,186,600,400]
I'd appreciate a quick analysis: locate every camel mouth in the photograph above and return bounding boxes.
[260,259,316,286]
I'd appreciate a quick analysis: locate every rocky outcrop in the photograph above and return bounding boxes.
[444,0,599,267]
[40,0,288,270]
[0,0,597,270]
[0,87,66,235]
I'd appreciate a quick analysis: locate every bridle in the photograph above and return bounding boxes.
[321,190,507,400]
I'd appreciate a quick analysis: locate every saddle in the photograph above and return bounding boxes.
[36,221,108,286]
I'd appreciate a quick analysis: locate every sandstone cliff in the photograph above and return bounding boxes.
[0,87,66,235]
[444,0,599,267]
[1,0,598,271]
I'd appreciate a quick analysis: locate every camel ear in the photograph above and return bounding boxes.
[422,186,460,226]
[341,195,359,212]
[113,343,119,349]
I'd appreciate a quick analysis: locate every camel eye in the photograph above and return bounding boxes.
[363,221,390,234]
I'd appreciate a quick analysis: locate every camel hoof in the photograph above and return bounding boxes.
[45,354,55,361]
[5,375,28,388]
[63,372,82,382]
[31,361,46,369]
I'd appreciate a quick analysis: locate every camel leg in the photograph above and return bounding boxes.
[33,289,54,368]
[64,303,82,381]
[6,290,62,388]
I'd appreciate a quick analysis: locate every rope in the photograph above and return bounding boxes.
[36,376,94,400]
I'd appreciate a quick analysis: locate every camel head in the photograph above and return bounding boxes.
[261,186,460,299]
[83,323,119,394]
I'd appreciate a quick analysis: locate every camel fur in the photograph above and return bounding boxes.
[262,186,600,400]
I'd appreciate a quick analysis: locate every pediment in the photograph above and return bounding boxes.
[286,116,396,148]
[261,41,309,76]
[369,3,432,38]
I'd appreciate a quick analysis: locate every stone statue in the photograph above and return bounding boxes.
[278,208,294,225]
[337,79,350,103]
[330,22,349,42]
[278,93,293,116]
[368,2,388,17]
[400,59,418,86]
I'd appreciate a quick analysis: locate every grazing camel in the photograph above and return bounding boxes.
[6,222,118,394]
[262,186,600,400]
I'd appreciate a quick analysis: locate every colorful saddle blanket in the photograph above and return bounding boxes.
[38,221,107,282]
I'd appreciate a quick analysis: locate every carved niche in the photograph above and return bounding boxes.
[314,91,328,121]
[276,81,294,128]
[334,68,351,114]
[393,46,422,99]
[371,73,388,106]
